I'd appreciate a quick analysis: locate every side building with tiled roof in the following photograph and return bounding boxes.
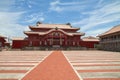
[81,36,99,48]
[98,25,120,52]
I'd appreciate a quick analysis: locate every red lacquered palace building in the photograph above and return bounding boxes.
[12,22,99,49]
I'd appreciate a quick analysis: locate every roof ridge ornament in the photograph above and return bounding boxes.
[36,21,42,26]
[66,23,71,25]
[66,23,72,27]
[55,27,58,30]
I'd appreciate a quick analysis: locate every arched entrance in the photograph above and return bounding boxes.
[53,38,60,45]
[50,31,65,47]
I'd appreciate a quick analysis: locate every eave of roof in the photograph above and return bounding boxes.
[24,31,39,35]
[12,37,25,40]
[82,39,99,42]
[82,36,99,42]
[72,32,85,36]
[24,29,84,36]
[0,35,6,38]
[98,25,120,37]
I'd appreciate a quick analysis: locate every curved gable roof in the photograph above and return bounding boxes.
[39,29,73,36]
[24,28,84,36]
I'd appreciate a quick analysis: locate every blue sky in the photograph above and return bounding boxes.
[0,0,120,38]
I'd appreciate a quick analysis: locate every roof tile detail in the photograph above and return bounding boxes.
[12,37,25,40]
[30,24,79,29]
[82,36,99,41]
[24,29,84,36]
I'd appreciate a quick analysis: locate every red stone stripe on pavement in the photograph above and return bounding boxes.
[22,51,80,80]
[0,79,18,80]
[0,62,38,63]
[0,65,34,67]
[0,70,27,73]
[84,78,120,80]
[77,69,120,72]
[73,64,120,66]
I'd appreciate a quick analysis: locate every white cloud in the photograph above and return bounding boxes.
[49,0,64,12]
[39,17,45,21]
[49,0,86,12]
[0,0,29,38]
[0,0,45,38]
[85,27,112,37]
[25,13,45,23]
[28,4,32,8]
[0,12,27,37]
[50,0,81,6]
[98,0,104,5]
[50,0,60,6]
[50,6,63,12]
[0,0,15,11]
[73,1,120,32]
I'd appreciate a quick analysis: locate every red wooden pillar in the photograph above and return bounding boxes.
[65,36,67,46]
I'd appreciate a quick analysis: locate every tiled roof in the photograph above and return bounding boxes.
[99,25,120,37]
[0,35,6,38]
[30,24,79,29]
[24,29,84,36]
[82,36,99,41]
[24,31,40,35]
[12,37,25,40]
[72,32,85,35]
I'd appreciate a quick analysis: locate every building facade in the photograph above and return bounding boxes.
[99,25,120,52]
[12,22,99,50]
[12,22,84,49]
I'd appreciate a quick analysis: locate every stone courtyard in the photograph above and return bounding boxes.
[0,50,120,80]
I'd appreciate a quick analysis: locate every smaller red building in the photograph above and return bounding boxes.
[81,36,99,48]
[12,37,29,49]
[0,35,6,47]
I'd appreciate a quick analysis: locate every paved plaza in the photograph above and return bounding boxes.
[64,51,120,80]
[0,50,120,80]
